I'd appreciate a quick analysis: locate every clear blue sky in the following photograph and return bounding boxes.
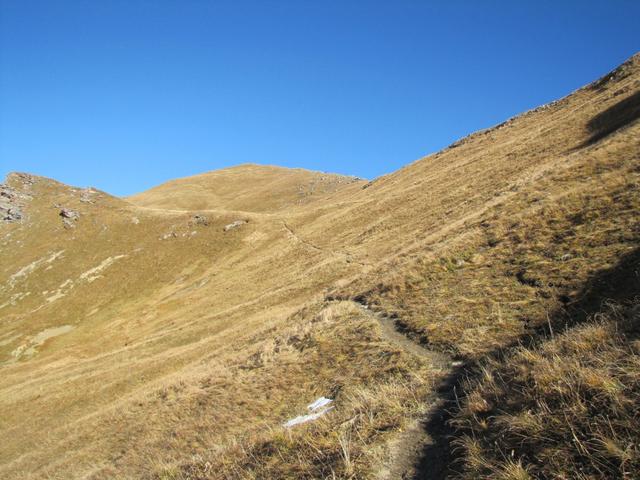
[1,1,638,196]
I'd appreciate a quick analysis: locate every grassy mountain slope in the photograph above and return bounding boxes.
[0,53,638,479]
[127,164,364,213]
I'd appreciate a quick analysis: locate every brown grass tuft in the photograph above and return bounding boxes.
[451,299,640,479]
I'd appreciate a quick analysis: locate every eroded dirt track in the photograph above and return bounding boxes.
[341,299,457,480]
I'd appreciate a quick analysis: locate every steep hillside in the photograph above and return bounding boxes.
[0,53,639,480]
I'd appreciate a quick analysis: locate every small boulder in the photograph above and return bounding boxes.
[191,214,209,226]
[223,219,248,232]
[59,208,80,220]
[59,208,80,229]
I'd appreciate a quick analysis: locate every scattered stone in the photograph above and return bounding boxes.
[2,206,23,222]
[79,188,97,203]
[161,232,177,240]
[0,184,31,223]
[131,217,140,225]
[223,219,248,232]
[191,214,209,226]
[59,208,80,220]
[59,208,80,229]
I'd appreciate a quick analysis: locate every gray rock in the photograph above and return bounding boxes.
[59,208,80,220]
[191,214,209,226]
[2,206,23,222]
[59,208,80,228]
[0,183,30,223]
[223,220,248,232]
[62,218,76,229]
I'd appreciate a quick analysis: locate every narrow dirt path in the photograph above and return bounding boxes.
[282,220,323,252]
[351,301,448,366]
[335,299,455,479]
[282,220,371,267]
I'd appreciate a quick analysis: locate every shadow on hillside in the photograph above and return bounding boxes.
[578,90,640,148]
[412,246,640,479]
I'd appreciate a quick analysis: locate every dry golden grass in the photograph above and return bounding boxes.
[331,54,640,360]
[158,374,433,480]
[0,53,638,479]
[126,164,364,213]
[451,297,640,479]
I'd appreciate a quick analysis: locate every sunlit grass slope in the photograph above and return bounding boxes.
[0,53,638,479]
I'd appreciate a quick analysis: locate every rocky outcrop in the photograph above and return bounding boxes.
[0,172,39,223]
[7,172,36,188]
[0,183,31,223]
